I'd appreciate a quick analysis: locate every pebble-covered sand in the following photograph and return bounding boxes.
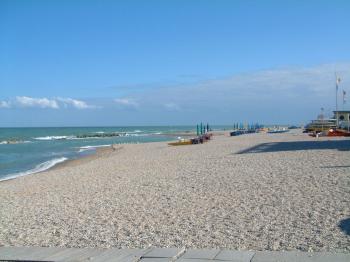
[0,130,349,252]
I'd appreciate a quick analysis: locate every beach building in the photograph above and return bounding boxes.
[304,119,336,132]
[304,110,350,133]
[334,110,350,130]
[304,109,336,132]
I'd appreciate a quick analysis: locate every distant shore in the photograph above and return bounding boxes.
[0,130,349,252]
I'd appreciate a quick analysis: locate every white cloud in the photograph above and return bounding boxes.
[111,62,350,123]
[1,63,349,124]
[0,101,11,108]
[114,98,139,107]
[16,96,59,109]
[130,62,350,109]
[0,96,97,110]
[56,97,96,109]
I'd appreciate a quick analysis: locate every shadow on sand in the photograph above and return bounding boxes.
[236,140,350,154]
[339,218,350,236]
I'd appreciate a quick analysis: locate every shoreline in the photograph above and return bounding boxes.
[0,136,183,183]
[50,131,208,172]
[0,144,133,183]
[51,145,122,171]
[0,129,217,183]
[0,129,338,183]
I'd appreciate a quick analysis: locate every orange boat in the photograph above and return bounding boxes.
[327,129,350,137]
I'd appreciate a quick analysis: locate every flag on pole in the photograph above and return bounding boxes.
[336,77,341,91]
[343,90,346,104]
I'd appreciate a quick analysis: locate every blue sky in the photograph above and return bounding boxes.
[1,0,350,126]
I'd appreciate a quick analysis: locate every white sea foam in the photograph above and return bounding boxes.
[0,157,68,182]
[0,140,31,145]
[78,148,90,153]
[122,133,149,137]
[78,144,111,152]
[79,144,111,149]
[34,136,75,140]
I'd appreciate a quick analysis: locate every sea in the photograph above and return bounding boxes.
[0,126,230,181]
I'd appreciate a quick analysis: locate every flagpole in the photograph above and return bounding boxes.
[335,72,339,127]
[343,90,349,132]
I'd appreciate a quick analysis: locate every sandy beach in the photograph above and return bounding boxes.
[0,130,349,252]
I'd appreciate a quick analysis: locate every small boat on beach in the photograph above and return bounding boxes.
[327,129,350,137]
[308,128,350,137]
[168,140,193,146]
[230,130,244,136]
[168,133,213,146]
[267,128,288,134]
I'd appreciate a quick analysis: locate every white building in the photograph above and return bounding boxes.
[334,110,350,129]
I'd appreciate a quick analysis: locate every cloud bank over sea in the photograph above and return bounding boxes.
[0,97,97,110]
[1,63,349,126]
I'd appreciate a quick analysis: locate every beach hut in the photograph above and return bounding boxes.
[334,110,350,130]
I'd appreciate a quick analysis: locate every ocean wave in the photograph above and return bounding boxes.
[76,133,120,138]
[125,133,149,137]
[78,144,111,152]
[0,157,68,182]
[124,133,138,137]
[0,140,31,145]
[33,131,158,141]
[34,136,75,140]
[78,132,148,138]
